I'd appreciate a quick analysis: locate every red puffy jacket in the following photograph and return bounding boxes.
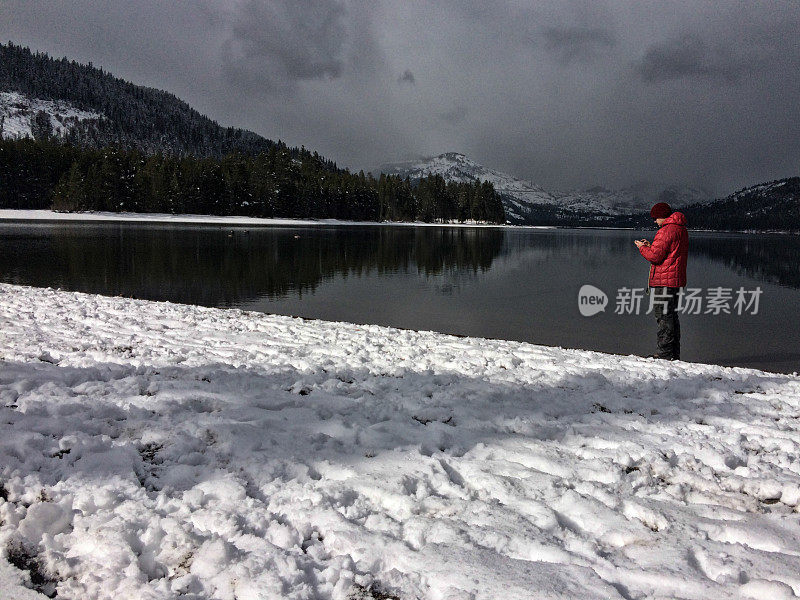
[639,211,688,287]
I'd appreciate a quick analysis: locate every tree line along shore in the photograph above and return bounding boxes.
[0,138,506,224]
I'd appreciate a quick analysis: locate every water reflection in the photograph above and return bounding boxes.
[690,233,800,290]
[1,222,798,373]
[0,224,505,306]
[500,230,800,291]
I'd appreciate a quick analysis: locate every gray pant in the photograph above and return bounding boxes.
[651,286,681,360]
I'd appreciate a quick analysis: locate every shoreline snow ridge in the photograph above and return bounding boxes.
[0,210,528,229]
[1,284,799,599]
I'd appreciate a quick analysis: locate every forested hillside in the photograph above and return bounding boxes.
[0,43,505,223]
[682,178,800,232]
[0,138,505,222]
[0,42,283,158]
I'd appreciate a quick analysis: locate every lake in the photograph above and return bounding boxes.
[1,221,798,374]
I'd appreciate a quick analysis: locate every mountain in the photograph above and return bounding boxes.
[381,152,712,224]
[682,178,800,232]
[0,42,300,160]
[380,152,555,223]
[0,43,506,224]
[555,181,713,216]
[4,42,791,230]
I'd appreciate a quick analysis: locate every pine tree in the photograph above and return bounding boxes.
[52,162,88,211]
[30,110,53,141]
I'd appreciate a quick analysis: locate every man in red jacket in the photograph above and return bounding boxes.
[634,202,688,360]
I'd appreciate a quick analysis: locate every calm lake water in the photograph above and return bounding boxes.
[1,221,799,374]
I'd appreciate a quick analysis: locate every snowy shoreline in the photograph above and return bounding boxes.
[2,210,797,234]
[0,209,542,229]
[1,284,800,599]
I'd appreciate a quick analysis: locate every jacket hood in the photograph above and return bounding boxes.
[662,211,687,227]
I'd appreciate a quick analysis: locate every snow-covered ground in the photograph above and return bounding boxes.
[0,209,554,229]
[0,92,103,140]
[1,283,799,600]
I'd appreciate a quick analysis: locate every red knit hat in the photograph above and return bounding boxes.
[650,202,672,219]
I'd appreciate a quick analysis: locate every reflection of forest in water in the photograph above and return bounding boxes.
[1,225,798,311]
[502,229,800,290]
[0,225,506,306]
[689,234,800,290]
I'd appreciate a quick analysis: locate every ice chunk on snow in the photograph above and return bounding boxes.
[740,579,797,599]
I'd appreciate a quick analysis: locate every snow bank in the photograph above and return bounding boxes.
[1,283,799,599]
[0,210,555,229]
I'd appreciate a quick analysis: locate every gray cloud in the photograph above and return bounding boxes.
[637,34,743,83]
[541,26,615,64]
[439,105,468,126]
[397,69,415,85]
[220,0,349,91]
[1,0,799,196]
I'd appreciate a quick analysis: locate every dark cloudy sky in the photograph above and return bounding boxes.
[2,1,799,195]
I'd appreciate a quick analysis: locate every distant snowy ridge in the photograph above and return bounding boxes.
[682,177,800,231]
[381,153,712,223]
[381,152,555,222]
[0,91,103,140]
[728,179,790,202]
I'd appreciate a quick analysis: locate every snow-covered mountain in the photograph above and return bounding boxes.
[682,177,800,231]
[0,91,103,140]
[0,42,280,157]
[381,153,712,224]
[380,153,556,223]
[553,182,713,216]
